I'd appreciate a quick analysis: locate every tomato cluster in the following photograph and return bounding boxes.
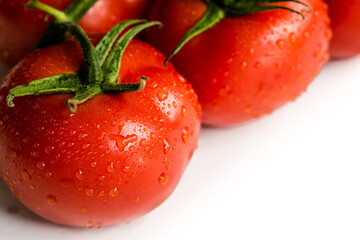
[0,0,358,228]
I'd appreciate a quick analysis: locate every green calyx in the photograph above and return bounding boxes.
[7,2,161,112]
[165,0,311,64]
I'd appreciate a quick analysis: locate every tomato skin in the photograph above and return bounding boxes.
[0,40,201,227]
[146,0,331,126]
[326,0,360,58]
[0,0,153,67]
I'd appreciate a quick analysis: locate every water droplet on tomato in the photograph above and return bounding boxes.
[135,197,140,203]
[163,139,171,154]
[112,134,137,151]
[121,165,131,173]
[109,187,119,197]
[47,195,57,205]
[84,187,94,197]
[157,91,168,101]
[289,33,296,43]
[107,162,115,173]
[30,151,40,157]
[44,146,54,155]
[276,39,285,48]
[87,221,94,228]
[181,106,187,117]
[90,161,98,168]
[158,173,169,185]
[182,127,190,143]
[75,169,84,180]
[22,169,31,181]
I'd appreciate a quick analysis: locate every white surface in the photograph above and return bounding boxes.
[1,57,360,240]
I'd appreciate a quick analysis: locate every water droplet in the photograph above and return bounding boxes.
[85,187,94,197]
[45,172,52,178]
[140,139,146,146]
[182,127,190,143]
[22,169,31,181]
[289,33,296,43]
[98,175,105,181]
[157,91,168,101]
[121,165,131,173]
[36,161,45,170]
[276,39,285,48]
[87,221,94,228]
[75,169,84,180]
[98,191,105,197]
[47,195,57,205]
[158,173,169,185]
[181,106,187,117]
[109,187,119,197]
[150,133,156,139]
[163,139,171,154]
[30,151,40,157]
[254,62,262,69]
[90,161,98,168]
[112,134,137,151]
[107,162,115,173]
[44,146,54,155]
[78,133,88,140]
[135,197,140,203]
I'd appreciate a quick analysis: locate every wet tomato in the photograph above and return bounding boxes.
[0,37,201,227]
[146,0,331,126]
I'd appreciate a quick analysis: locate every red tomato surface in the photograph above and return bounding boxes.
[326,0,360,58]
[0,39,201,227]
[0,0,153,67]
[146,0,331,126]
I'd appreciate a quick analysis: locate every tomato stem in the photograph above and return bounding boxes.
[25,0,72,22]
[165,0,311,63]
[32,0,98,49]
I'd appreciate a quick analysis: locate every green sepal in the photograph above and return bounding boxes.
[165,0,225,64]
[66,85,102,112]
[7,74,82,107]
[101,77,148,93]
[102,21,162,84]
[95,19,146,65]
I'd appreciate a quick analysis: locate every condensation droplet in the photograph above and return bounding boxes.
[22,169,31,181]
[85,187,94,197]
[47,195,57,205]
[182,127,190,143]
[163,139,171,154]
[107,162,115,173]
[158,173,169,185]
[109,187,119,197]
[36,161,45,170]
[75,169,84,180]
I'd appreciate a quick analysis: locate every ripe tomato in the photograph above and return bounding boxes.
[0,0,153,67]
[326,0,360,58]
[146,0,331,126]
[0,39,201,227]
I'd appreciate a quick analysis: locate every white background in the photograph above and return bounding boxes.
[0,56,360,240]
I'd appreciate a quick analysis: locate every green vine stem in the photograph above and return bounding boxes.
[165,0,311,64]
[25,0,99,49]
[7,1,161,113]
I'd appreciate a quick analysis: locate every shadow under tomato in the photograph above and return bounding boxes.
[0,179,49,225]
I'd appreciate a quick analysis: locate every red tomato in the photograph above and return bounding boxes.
[0,0,153,67]
[326,0,360,58]
[0,39,201,227]
[146,0,331,126]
